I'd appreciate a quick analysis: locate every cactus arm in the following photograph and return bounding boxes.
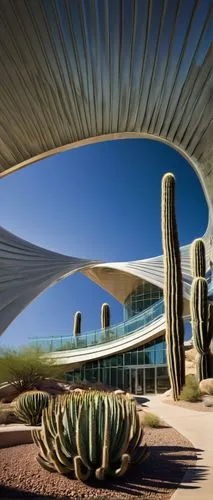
[36,453,56,472]
[108,454,130,477]
[74,456,91,481]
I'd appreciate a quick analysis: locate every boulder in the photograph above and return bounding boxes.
[199,378,213,396]
[113,389,125,395]
[203,396,213,407]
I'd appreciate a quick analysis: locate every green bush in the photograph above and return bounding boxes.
[14,390,49,425]
[180,374,200,402]
[143,412,161,428]
[0,346,63,393]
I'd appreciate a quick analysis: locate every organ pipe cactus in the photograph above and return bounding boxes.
[161,173,185,400]
[73,311,81,336]
[14,390,49,425]
[101,303,110,329]
[32,391,148,481]
[191,238,206,278]
[190,239,213,381]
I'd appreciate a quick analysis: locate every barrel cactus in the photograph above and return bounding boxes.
[161,173,185,400]
[73,311,81,336]
[190,239,213,381]
[14,390,49,425]
[32,391,148,480]
[101,303,110,329]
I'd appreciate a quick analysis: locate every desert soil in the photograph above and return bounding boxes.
[163,398,213,412]
[0,426,196,499]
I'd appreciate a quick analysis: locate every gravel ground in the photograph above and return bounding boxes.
[163,398,213,412]
[0,426,197,500]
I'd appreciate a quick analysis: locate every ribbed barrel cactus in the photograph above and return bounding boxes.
[101,303,110,329]
[32,391,148,481]
[73,311,81,336]
[190,239,213,381]
[161,173,185,400]
[14,390,49,425]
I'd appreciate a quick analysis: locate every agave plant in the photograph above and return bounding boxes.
[14,390,49,425]
[32,391,148,480]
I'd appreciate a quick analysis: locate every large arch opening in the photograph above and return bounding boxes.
[0,138,208,347]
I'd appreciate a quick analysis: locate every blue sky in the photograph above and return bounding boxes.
[0,138,208,347]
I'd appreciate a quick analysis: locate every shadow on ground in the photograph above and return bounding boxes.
[0,445,208,499]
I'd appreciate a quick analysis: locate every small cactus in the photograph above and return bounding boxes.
[73,311,81,336]
[161,173,185,400]
[190,238,213,381]
[101,303,110,329]
[191,239,206,278]
[14,390,49,425]
[32,391,148,481]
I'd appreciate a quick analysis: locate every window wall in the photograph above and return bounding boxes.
[124,282,163,320]
[67,336,170,394]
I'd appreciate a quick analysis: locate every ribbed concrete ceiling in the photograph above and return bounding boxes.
[0,0,213,217]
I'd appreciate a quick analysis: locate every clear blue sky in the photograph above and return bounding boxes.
[0,139,208,347]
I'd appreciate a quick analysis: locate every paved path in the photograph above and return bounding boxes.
[144,395,213,500]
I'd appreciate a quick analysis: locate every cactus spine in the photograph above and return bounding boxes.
[73,311,81,336]
[101,303,110,329]
[190,239,213,381]
[161,173,185,400]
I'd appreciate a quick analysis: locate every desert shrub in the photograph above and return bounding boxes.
[180,374,200,402]
[0,346,63,394]
[14,390,49,425]
[143,412,161,428]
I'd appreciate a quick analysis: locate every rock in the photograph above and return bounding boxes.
[203,396,213,407]
[163,388,172,397]
[113,389,125,395]
[0,383,19,403]
[73,388,84,392]
[199,378,213,395]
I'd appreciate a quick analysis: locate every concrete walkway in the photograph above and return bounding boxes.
[144,395,213,500]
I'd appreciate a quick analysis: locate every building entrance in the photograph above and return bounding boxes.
[125,366,169,394]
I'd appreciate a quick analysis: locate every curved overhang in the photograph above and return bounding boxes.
[0,221,212,336]
[0,0,212,224]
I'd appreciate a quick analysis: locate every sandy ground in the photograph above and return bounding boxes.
[0,425,196,499]
[163,398,213,412]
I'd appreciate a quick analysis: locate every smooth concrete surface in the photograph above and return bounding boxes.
[0,424,38,448]
[144,394,213,500]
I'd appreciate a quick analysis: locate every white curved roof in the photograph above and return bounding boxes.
[0,222,212,336]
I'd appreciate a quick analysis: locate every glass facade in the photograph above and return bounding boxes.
[66,336,170,394]
[124,282,163,320]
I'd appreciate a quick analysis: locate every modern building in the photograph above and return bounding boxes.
[0,0,213,393]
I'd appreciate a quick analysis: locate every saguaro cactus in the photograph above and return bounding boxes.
[190,239,213,381]
[191,238,206,278]
[101,303,110,329]
[73,311,81,336]
[161,173,185,400]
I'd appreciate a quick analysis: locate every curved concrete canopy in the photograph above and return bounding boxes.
[0,0,213,221]
[0,222,212,337]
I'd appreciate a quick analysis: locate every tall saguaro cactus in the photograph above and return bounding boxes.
[161,173,185,400]
[190,238,213,381]
[101,303,110,329]
[73,311,81,337]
